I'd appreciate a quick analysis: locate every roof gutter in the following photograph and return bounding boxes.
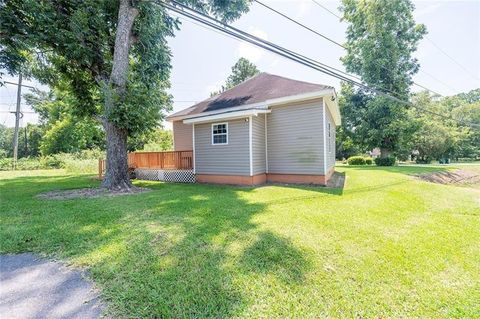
[183,108,271,125]
[166,101,268,122]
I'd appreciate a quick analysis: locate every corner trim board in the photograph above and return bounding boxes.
[322,100,327,175]
[249,115,253,176]
[265,113,268,173]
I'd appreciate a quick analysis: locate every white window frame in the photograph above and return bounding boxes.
[211,122,228,145]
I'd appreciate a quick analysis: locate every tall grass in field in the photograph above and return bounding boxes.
[0,149,103,174]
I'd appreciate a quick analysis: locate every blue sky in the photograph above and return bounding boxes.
[1,0,479,128]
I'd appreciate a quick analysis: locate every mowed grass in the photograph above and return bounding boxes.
[1,166,479,318]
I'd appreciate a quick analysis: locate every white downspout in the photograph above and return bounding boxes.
[265,113,268,174]
[192,123,196,174]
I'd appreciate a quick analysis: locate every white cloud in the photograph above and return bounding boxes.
[237,27,268,63]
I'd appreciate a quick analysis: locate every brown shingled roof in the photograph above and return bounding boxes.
[168,73,332,119]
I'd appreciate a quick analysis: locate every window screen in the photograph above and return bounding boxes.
[212,123,228,144]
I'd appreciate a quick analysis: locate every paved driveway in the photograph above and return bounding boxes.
[0,253,104,319]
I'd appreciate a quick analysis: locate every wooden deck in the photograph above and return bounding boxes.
[98,151,193,179]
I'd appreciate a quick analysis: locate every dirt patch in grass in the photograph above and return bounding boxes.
[37,186,150,200]
[415,169,480,186]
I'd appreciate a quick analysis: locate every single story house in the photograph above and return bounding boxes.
[166,72,341,186]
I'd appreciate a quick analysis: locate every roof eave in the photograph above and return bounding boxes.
[183,108,271,125]
[168,88,336,123]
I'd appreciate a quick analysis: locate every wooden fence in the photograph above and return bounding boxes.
[98,150,193,179]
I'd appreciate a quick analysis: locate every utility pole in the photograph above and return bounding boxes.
[12,73,22,169]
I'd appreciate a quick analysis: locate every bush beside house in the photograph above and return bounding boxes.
[347,155,395,166]
[347,156,374,165]
[374,156,396,166]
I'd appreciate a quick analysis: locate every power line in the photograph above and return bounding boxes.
[157,0,479,129]
[425,35,480,82]
[165,1,421,100]
[254,0,444,97]
[255,0,345,48]
[166,2,367,86]
[310,0,341,20]
[309,0,475,90]
[171,2,376,86]
[415,68,460,92]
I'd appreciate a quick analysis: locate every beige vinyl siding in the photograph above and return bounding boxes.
[173,121,193,151]
[267,98,326,175]
[325,106,336,170]
[252,114,266,175]
[195,119,250,175]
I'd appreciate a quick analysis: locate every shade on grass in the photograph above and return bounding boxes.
[0,166,479,318]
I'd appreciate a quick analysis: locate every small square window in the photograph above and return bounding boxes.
[212,123,228,145]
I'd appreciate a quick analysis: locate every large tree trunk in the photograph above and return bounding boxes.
[380,147,391,158]
[101,0,138,190]
[102,122,131,190]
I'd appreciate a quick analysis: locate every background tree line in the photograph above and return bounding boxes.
[337,88,480,163]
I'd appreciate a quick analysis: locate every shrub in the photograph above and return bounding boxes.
[63,158,98,174]
[39,155,63,169]
[0,158,13,170]
[347,156,366,165]
[15,157,43,170]
[364,157,373,165]
[374,156,396,166]
[0,157,39,170]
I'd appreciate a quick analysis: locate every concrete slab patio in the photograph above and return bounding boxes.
[0,253,104,319]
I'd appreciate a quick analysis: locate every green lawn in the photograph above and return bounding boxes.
[1,166,479,318]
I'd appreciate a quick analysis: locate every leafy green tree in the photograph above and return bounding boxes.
[22,124,43,157]
[336,83,366,159]
[39,117,103,155]
[0,124,12,158]
[456,88,480,104]
[211,57,259,96]
[140,129,173,152]
[411,119,454,164]
[1,0,250,189]
[224,57,259,90]
[409,92,477,163]
[340,0,426,160]
[24,86,104,155]
[335,126,361,160]
[451,102,480,159]
[126,128,171,152]
[0,123,42,158]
